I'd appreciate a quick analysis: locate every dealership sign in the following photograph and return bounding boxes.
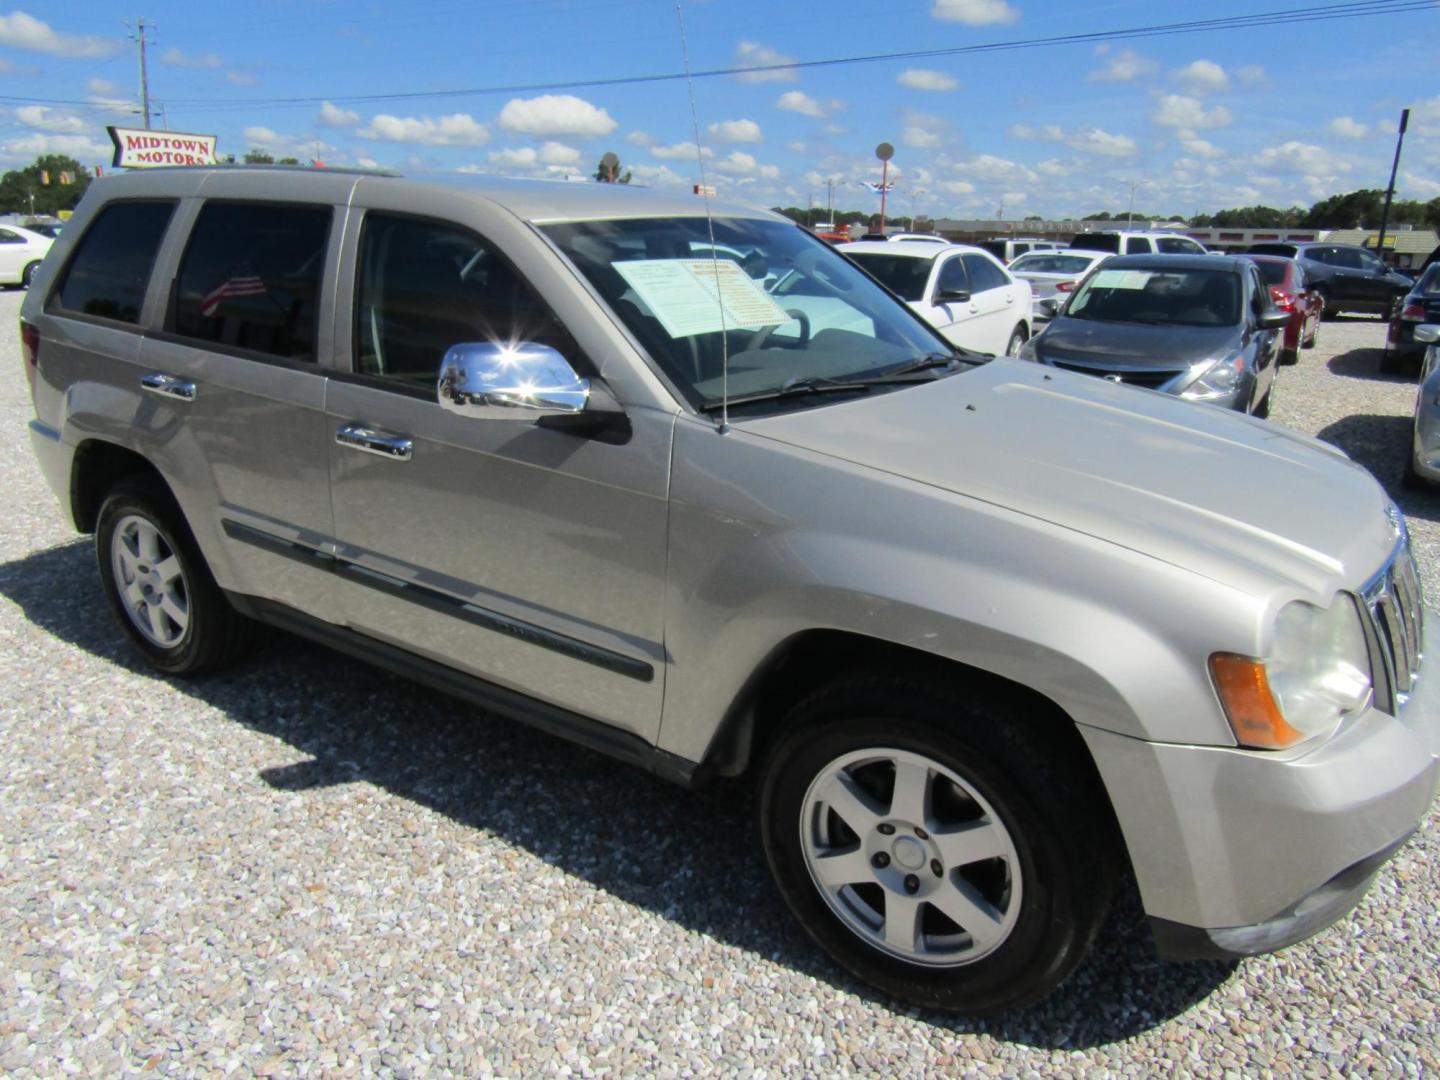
[107,127,218,168]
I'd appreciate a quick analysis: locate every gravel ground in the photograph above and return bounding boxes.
[2,290,1437,1077]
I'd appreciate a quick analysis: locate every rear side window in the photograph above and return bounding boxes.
[55,201,176,325]
[0,228,24,244]
[354,213,579,386]
[171,201,331,361]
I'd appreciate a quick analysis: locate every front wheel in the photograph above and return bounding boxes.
[96,479,252,675]
[758,678,1116,1015]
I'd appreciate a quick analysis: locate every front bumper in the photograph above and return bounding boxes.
[1080,626,1440,956]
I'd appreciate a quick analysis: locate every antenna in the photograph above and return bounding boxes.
[676,2,730,434]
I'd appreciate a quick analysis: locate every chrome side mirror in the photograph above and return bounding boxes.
[437,342,589,421]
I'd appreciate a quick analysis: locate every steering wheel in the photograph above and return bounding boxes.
[744,308,811,352]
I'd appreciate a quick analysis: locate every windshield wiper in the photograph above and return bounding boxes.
[885,350,964,376]
[699,376,875,412]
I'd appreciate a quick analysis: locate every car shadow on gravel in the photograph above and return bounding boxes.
[1316,415,1440,523]
[0,539,1234,1049]
[1325,343,1415,383]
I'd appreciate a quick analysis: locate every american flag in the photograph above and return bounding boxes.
[200,263,267,317]
[859,181,896,194]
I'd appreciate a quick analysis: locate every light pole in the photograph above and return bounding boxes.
[1124,179,1149,231]
[907,188,928,231]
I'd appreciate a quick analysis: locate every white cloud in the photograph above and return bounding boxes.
[734,40,798,83]
[1036,158,1073,178]
[539,141,580,165]
[650,141,711,161]
[226,70,257,86]
[498,94,616,137]
[86,77,119,95]
[1254,141,1350,178]
[243,126,285,149]
[358,112,491,147]
[930,0,1019,25]
[1151,94,1232,130]
[1401,170,1440,199]
[1009,124,1035,140]
[319,101,360,127]
[1088,48,1156,83]
[629,163,686,186]
[903,124,941,149]
[488,147,540,169]
[759,163,781,180]
[0,12,117,58]
[1173,59,1228,94]
[1328,116,1369,139]
[939,179,976,195]
[707,118,762,144]
[15,105,86,134]
[776,90,826,118]
[625,130,654,147]
[357,157,380,170]
[1002,192,1028,207]
[898,68,958,92]
[1064,127,1136,157]
[961,153,1038,185]
[715,151,758,175]
[1177,129,1224,158]
[1235,65,1266,84]
[161,47,222,69]
[1,132,111,162]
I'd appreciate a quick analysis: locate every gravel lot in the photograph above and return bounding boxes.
[2,289,1437,1076]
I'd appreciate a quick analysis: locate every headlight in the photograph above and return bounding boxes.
[1184,352,1246,400]
[1210,596,1372,750]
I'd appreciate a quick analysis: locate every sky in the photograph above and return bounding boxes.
[3,0,1439,222]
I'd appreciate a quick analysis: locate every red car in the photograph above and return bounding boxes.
[1239,254,1322,365]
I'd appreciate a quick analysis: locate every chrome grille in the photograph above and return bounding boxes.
[1361,535,1425,713]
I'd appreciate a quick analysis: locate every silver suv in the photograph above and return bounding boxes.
[22,167,1440,1015]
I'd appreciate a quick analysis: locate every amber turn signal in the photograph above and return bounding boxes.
[1209,653,1307,750]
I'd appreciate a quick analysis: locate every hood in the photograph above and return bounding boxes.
[739,358,1395,597]
[1034,316,1239,370]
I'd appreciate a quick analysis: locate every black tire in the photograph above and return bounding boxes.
[1279,346,1299,367]
[95,478,252,675]
[1005,324,1028,357]
[1379,349,1405,376]
[21,261,40,289]
[1313,286,1334,319]
[1253,388,1272,419]
[1403,447,1433,491]
[1302,316,1318,350]
[757,676,1116,1015]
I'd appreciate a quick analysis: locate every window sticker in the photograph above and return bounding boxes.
[614,258,789,338]
[1089,269,1153,291]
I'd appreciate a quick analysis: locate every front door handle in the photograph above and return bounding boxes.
[336,422,413,461]
[141,372,197,401]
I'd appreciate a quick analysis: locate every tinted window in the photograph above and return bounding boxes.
[1417,265,1440,296]
[1157,237,1202,255]
[356,214,578,386]
[1328,247,1363,269]
[1124,236,1153,255]
[1301,247,1332,265]
[55,201,175,324]
[0,228,23,244]
[962,254,1009,292]
[1070,234,1121,253]
[1358,250,1388,274]
[1249,244,1298,258]
[977,240,1008,261]
[937,256,968,295]
[845,252,934,301]
[1252,261,1288,286]
[171,202,330,361]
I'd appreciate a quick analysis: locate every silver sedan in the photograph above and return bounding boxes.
[1007,249,1111,321]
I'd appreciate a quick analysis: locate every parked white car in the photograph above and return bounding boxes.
[0,224,53,288]
[843,241,1033,355]
[1008,249,1112,321]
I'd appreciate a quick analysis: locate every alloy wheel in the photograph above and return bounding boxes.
[110,513,190,648]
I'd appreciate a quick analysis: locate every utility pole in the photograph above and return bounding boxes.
[130,18,153,130]
[1124,179,1149,231]
[1376,108,1411,266]
[826,177,836,223]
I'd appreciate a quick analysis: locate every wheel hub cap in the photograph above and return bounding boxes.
[891,835,927,870]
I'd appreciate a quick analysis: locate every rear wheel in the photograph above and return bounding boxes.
[758,677,1116,1015]
[96,479,252,675]
[1005,324,1028,357]
[21,261,40,288]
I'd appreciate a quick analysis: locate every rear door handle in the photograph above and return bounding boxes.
[140,372,197,401]
[336,422,413,461]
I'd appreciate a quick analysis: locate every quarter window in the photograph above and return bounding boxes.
[355,214,578,386]
[55,201,176,325]
[0,228,23,244]
[170,202,331,361]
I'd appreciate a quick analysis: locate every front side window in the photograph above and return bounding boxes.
[1328,247,1363,270]
[962,254,1009,293]
[355,214,578,386]
[171,201,330,361]
[55,201,176,325]
[543,216,967,412]
[1065,266,1241,327]
[936,256,968,295]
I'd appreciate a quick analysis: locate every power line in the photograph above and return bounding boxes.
[1,0,1433,114]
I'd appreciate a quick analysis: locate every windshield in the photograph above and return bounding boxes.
[542,217,964,411]
[1010,253,1097,275]
[1065,266,1241,327]
[841,251,934,302]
